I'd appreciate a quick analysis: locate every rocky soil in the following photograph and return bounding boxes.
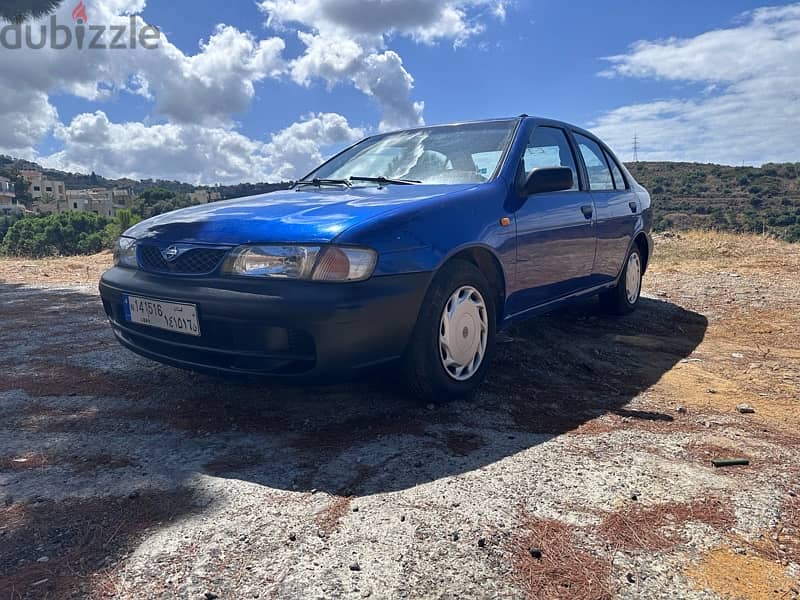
[1,232,798,599]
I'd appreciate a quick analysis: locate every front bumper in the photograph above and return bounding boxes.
[99,267,431,378]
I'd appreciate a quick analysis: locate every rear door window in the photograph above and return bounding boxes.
[574,133,614,191]
[604,149,627,190]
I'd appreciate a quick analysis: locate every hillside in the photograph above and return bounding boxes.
[3,153,800,241]
[627,162,800,241]
[0,155,291,200]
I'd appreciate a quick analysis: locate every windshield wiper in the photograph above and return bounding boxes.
[295,178,352,188]
[349,176,421,186]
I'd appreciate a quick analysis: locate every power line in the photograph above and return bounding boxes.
[633,134,640,163]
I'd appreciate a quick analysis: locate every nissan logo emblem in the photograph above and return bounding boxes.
[162,246,180,262]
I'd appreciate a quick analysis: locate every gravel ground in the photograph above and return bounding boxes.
[1,232,799,599]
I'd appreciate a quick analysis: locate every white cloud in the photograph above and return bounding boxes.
[261,0,505,44]
[0,0,286,161]
[0,0,504,180]
[148,25,286,125]
[291,32,424,131]
[592,4,800,164]
[43,111,364,184]
[0,88,58,158]
[261,0,507,130]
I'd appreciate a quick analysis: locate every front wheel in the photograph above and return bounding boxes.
[403,260,497,402]
[599,245,643,315]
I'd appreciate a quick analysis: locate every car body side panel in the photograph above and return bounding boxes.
[506,190,597,313]
[503,120,597,314]
[591,187,639,281]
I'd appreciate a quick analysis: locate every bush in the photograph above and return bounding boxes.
[0,212,111,258]
[768,214,797,227]
[132,187,195,219]
[781,224,800,242]
[0,214,22,242]
[101,209,141,244]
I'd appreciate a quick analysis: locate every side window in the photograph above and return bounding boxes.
[575,133,614,191]
[521,126,579,190]
[604,149,627,190]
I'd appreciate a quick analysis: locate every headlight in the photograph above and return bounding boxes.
[224,245,377,282]
[113,236,138,268]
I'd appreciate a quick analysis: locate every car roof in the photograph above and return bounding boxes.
[375,115,600,141]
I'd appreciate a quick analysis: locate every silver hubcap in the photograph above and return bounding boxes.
[439,286,488,381]
[625,252,642,304]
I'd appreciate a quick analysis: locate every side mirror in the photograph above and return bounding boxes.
[521,167,574,196]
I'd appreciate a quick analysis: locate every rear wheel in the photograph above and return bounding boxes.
[599,245,643,315]
[404,260,496,402]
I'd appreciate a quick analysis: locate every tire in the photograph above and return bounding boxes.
[403,259,497,402]
[599,245,644,315]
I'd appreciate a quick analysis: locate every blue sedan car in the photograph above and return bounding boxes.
[100,116,652,400]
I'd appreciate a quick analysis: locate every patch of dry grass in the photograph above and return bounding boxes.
[0,251,112,285]
[0,452,133,473]
[737,493,800,567]
[315,495,352,536]
[445,431,485,456]
[598,498,735,552]
[510,516,614,600]
[0,362,157,402]
[0,489,198,600]
[685,442,752,466]
[652,230,800,271]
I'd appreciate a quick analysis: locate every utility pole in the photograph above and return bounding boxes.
[633,134,640,163]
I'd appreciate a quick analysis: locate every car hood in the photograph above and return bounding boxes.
[126,184,477,246]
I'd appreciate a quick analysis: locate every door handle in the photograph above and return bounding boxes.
[629,201,638,213]
[581,205,593,219]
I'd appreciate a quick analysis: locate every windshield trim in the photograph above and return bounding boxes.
[295,118,523,187]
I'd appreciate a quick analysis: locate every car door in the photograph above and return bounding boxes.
[506,125,598,315]
[572,133,639,284]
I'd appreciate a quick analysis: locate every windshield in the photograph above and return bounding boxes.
[305,120,518,186]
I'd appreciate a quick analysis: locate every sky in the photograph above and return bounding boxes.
[0,0,798,184]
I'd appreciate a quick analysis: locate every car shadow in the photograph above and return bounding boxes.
[0,282,707,500]
[0,281,707,596]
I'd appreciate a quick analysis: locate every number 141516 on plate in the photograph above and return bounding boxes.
[123,295,201,337]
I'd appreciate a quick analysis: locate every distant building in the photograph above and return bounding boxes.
[189,189,223,204]
[66,188,134,217]
[20,170,67,211]
[0,176,20,214]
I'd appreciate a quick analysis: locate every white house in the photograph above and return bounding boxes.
[0,176,19,214]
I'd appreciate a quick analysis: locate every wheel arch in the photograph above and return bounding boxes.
[633,231,651,274]
[437,245,507,324]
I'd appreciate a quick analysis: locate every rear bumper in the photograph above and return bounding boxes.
[99,267,431,378]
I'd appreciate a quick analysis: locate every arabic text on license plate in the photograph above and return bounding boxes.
[124,295,200,336]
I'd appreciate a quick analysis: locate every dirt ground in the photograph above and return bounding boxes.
[0,232,798,599]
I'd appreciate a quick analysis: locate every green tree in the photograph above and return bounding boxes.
[1,212,110,257]
[115,208,138,231]
[0,0,63,23]
[12,175,32,209]
[132,187,196,219]
[101,209,142,247]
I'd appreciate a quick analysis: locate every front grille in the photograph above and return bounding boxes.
[139,245,228,275]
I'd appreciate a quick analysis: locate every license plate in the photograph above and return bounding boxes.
[123,295,200,337]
